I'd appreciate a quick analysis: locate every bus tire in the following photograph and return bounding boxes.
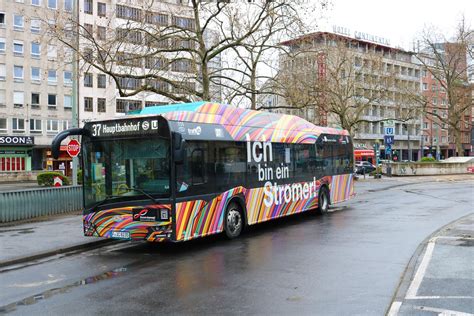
[224,202,244,239]
[317,186,330,214]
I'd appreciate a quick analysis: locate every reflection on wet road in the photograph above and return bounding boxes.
[0,180,472,315]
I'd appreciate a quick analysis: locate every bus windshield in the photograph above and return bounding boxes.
[83,137,170,209]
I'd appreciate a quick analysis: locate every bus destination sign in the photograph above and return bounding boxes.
[86,118,161,137]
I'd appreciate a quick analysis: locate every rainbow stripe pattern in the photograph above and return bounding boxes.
[83,174,354,242]
[83,204,172,242]
[161,102,348,144]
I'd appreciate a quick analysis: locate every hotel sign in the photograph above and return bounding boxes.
[0,136,35,146]
[333,25,391,46]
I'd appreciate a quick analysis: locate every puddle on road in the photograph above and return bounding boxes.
[0,228,35,234]
[0,267,129,313]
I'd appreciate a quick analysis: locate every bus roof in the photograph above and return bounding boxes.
[131,102,349,144]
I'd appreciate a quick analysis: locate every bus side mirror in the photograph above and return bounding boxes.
[172,132,185,165]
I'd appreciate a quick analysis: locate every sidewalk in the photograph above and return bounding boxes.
[388,213,474,315]
[0,214,111,267]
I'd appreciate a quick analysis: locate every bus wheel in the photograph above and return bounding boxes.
[224,202,243,239]
[317,186,330,214]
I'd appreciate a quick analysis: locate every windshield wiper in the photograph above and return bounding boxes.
[89,195,123,212]
[121,187,158,204]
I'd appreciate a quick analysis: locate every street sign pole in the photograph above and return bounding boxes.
[71,0,79,186]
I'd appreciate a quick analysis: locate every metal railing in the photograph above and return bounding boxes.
[0,186,83,223]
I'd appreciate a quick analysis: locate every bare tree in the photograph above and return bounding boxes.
[268,36,423,136]
[222,1,315,109]
[42,0,306,105]
[416,19,473,156]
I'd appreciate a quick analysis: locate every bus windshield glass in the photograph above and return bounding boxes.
[83,137,170,209]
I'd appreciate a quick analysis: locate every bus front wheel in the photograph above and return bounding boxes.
[317,186,330,214]
[224,202,243,239]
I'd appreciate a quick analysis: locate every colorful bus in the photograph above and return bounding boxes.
[52,102,355,242]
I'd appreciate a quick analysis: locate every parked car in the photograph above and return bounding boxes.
[355,161,376,174]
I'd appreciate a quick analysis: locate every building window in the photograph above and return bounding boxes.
[14,14,24,30]
[31,42,40,57]
[14,65,24,80]
[84,73,93,87]
[423,122,428,129]
[48,94,57,107]
[172,16,194,30]
[12,118,25,132]
[32,0,41,5]
[116,5,141,22]
[30,119,42,133]
[97,2,106,16]
[0,38,5,52]
[0,90,5,107]
[48,70,57,83]
[30,19,41,33]
[64,71,72,85]
[13,91,24,107]
[13,41,24,55]
[83,23,93,37]
[84,0,93,14]
[118,77,141,90]
[97,26,106,40]
[48,0,57,9]
[47,120,59,132]
[84,97,93,111]
[31,93,40,108]
[0,13,5,27]
[97,74,106,88]
[64,95,72,108]
[0,64,4,80]
[171,59,193,73]
[97,98,106,112]
[145,57,167,70]
[116,99,141,113]
[0,118,7,132]
[64,0,72,11]
[145,12,168,26]
[83,48,93,62]
[422,83,427,90]
[47,45,57,60]
[31,67,41,81]
[62,120,69,131]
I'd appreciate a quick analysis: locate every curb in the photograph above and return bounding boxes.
[385,213,474,316]
[0,238,117,269]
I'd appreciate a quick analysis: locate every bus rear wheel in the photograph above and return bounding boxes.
[317,186,330,214]
[224,202,243,239]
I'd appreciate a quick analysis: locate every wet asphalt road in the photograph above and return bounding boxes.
[0,178,473,315]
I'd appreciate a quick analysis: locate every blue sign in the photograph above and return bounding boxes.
[384,127,394,135]
[384,135,394,146]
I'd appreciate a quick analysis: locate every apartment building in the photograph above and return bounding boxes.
[273,31,422,161]
[0,0,74,174]
[418,43,472,158]
[77,0,221,125]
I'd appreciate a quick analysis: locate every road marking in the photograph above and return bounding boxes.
[414,305,474,316]
[387,301,402,316]
[408,296,474,299]
[406,237,437,299]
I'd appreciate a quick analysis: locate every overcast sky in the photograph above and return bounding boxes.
[313,0,473,50]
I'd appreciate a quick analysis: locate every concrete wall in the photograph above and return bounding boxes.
[384,162,474,176]
[0,171,43,182]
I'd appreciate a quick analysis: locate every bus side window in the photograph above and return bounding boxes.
[191,149,206,185]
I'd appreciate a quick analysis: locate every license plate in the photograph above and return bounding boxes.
[111,231,130,239]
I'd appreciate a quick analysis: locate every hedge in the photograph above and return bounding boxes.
[37,171,70,186]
